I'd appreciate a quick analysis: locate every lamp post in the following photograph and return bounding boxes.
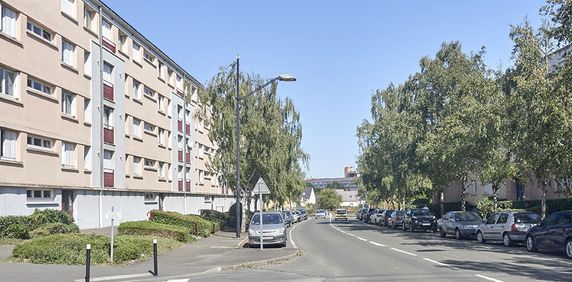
[234,56,295,238]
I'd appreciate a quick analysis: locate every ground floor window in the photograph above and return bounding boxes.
[26,189,52,199]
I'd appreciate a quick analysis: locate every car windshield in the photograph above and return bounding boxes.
[316,209,324,213]
[412,209,432,216]
[515,213,541,224]
[454,212,481,221]
[337,210,347,214]
[251,214,283,225]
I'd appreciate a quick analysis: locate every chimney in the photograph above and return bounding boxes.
[344,167,352,178]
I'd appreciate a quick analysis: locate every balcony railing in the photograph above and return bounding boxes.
[178,150,183,162]
[103,81,114,102]
[103,126,114,145]
[185,180,191,192]
[178,180,183,191]
[102,37,116,53]
[177,119,183,133]
[104,170,114,187]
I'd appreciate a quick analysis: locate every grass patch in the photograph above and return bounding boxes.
[12,233,181,265]
[118,221,193,242]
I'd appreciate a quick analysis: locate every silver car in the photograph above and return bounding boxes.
[248,212,287,247]
[477,211,541,247]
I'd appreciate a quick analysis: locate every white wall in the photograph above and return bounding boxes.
[0,187,61,216]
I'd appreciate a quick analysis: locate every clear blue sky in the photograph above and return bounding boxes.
[104,0,544,178]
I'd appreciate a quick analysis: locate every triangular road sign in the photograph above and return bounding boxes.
[253,177,271,194]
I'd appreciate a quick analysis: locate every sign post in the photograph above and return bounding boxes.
[105,207,121,263]
[253,178,270,250]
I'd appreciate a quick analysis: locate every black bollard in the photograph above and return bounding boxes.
[153,239,158,276]
[85,244,91,282]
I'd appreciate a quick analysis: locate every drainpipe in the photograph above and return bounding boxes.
[98,5,104,228]
[182,75,187,214]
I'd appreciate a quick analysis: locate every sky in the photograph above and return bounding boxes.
[104,0,544,178]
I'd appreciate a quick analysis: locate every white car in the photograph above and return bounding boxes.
[315,209,327,219]
[369,209,385,224]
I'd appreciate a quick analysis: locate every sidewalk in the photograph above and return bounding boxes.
[0,231,299,282]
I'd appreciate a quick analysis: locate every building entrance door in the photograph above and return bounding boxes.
[62,190,73,215]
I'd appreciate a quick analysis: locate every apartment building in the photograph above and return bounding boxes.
[0,0,233,229]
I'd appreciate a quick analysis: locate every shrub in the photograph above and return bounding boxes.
[0,216,30,238]
[30,222,79,238]
[150,210,213,237]
[12,233,181,265]
[5,224,30,239]
[29,209,74,227]
[118,221,192,242]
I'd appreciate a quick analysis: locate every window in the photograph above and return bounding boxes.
[158,128,165,146]
[103,150,113,170]
[0,67,16,97]
[167,164,172,181]
[84,146,91,170]
[132,156,142,176]
[168,132,172,148]
[84,98,92,123]
[157,62,164,79]
[176,75,182,90]
[483,183,493,195]
[198,170,204,184]
[204,196,211,203]
[177,166,183,179]
[144,193,156,202]
[144,158,155,169]
[61,0,76,18]
[83,51,92,76]
[132,42,141,62]
[102,19,112,40]
[158,95,165,112]
[118,31,128,53]
[167,99,172,117]
[497,213,509,224]
[144,122,155,134]
[103,62,113,83]
[27,135,52,150]
[132,118,141,138]
[204,171,211,180]
[143,86,154,98]
[0,129,17,160]
[103,106,113,127]
[168,69,174,85]
[26,189,52,199]
[132,79,141,100]
[27,77,52,96]
[61,142,75,168]
[143,50,155,65]
[158,162,165,178]
[177,135,183,148]
[83,6,95,31]
[61,40,75,67]
[61,91,75,117]
[1,5,17,37]
[26,21,52,42]
[486,213,499,225]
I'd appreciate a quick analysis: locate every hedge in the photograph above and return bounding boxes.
[150,210,217,237]
[118,221,192,242]
[30,222,79,238]
[0,209,75,239]
[200,210,230,229]
[12,233,181,265]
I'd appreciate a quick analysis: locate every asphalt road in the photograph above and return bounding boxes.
[188,217,572,281]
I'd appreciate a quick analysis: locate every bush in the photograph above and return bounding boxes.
[28,209,74,227]
[5,224,30,239]
[12,233,180,265]
[150,210,214,237]
[30,222,79,238]
[0,216,30,238]
[200,210,230,229]
[118,221,192,242]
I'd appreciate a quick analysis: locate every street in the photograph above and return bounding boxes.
[186,217,572,281]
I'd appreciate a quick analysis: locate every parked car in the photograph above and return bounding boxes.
[297,208,308,220]
[370,209,385,224]
[335,209,348,221]
[477,211,541,247]
[402,208,437,232]
[292,211,300,223]
[281,210,293,227]
[315,209,327,219]
[437,211,482,239]
[364,208,377,223]
[356,208,364,220]
[379,209,394,227]
[526,210,572,258]
[248,211,287,247]
[388,210,405,229]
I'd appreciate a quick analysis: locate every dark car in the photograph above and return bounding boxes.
[388,210,405,229]
[297,208,308,220]
[379,209,395,227]
[364,208,377,223]
[437,211,482,239]
[526,210,572,258]
[402,208,437,232]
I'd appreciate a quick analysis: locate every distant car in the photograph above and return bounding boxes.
[379,209,394,227]
[281,210,293,227]
[357,208,366,220]
[437,211,482,240]
[248,211,287,247]
[369,209,385,224]
[335,209,348,221]
[402,208,437,232]
[292,211,300,223]
[364,208,377,223]
[297,209,308,220]
[388,210,405,229]
[526,210,572,258]
[315,209,327,219]
[477,211,541,247]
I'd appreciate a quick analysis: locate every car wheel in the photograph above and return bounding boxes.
[439,227,446,238]
[526,235,536,252]
[455,229,462,240]
[503,233,513,247]
[566,239,572,259]
[477,231,486,244]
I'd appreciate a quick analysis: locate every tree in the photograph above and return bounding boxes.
[325,182,344,190]
[316,189,342,210]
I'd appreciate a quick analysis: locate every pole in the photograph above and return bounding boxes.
[110,207,115,263]
[85,244,91,282]
[153,239,158,276]
[235,55,241,238]
[98,5,104,229]
[259,182,263,250]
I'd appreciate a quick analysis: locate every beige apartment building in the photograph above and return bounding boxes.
[0,0,233,229]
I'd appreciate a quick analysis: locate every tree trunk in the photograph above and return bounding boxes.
[461,175,467,212]
[439,191,444,218]
[541,189,547,219]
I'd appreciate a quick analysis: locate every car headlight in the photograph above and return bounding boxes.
[277,227,286,234]
[248,229,257,236]
[461,225,477,229]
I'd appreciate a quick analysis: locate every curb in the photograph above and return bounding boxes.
[221,249,301,271]
[234,236,249,249]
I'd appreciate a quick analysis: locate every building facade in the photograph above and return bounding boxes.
[306,167,360,190]
[0,0,232,229]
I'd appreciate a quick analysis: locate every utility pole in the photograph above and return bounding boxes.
[235,55,241,238]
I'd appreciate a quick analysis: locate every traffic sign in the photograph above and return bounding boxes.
[105,211,122,220]
[253,177,270,194]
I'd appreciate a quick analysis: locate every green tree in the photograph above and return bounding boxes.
[325,182,344,190]
[316,189,342,211]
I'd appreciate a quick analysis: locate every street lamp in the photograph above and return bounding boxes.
[234,56,296,238]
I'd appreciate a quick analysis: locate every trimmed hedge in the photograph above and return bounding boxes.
[118,221,192,242]
[30,223,79,238]
[200,210,230,229]
[150,210,216,237]
[0,209,75,239]
[12,233,181,265]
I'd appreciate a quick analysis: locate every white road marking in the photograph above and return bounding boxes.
[368,241,386,247]
[356,236,368,241]
[129,267,222,282]
[422,258,451,267]
[474,274,504,282]
[390,247,418,257]
[289,220,301,249]
[166,280,190,282]
[74,273,152,282]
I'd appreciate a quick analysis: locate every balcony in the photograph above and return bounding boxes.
[104,170,114,188]
[102,37,116,53]
[177,120,183,133]
[185,123,190,134]
[103,126,114,145]
[103,81,114,102]
[185,152,191,164]
[178,180,183,191]
[176,90,184,98]
[178,150,183,162]
[185,180,191,192]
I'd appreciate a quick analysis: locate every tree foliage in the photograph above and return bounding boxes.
[316,189,342,210]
